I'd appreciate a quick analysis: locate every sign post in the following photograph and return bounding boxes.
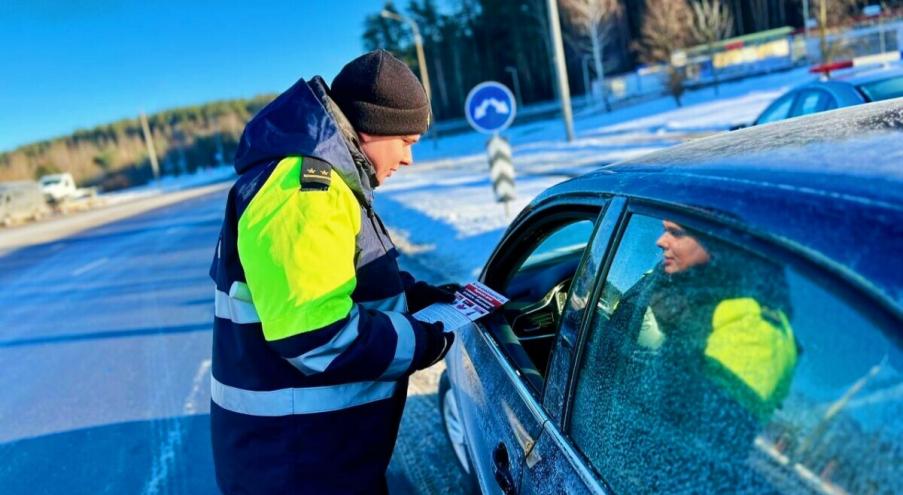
[465,81,517,216]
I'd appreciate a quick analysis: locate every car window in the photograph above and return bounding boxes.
[519,221,594,271]
[756,93,794,124]
[568,214,902,494]
[857,75,903,102]
[489,216,597,393]
[790,90,829,117]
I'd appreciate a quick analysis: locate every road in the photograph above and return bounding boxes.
[0,186,468,494]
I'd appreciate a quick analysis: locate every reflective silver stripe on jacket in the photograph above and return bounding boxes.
[358,293,408,312]
[286,306,415,378]
[287,306,361,375]
[214,281,260,324]
[210,375,398,416]
[380,311,416,379]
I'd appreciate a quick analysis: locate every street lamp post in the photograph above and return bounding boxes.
[504,66,522,108]
[546,0,575,142]
[380,10,433,128]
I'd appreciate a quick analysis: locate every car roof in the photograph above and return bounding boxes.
[536,99,903,309]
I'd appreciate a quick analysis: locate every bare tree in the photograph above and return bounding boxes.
[636,0,694,106]
[690,0,733,94]
[560,0,622,110]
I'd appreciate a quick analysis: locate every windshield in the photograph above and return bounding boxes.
[857,75,903,101]
[41,179,61,185]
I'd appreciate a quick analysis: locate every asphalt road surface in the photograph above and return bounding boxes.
[0,186,469,494]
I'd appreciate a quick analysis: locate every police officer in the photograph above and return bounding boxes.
[209,50,457,494]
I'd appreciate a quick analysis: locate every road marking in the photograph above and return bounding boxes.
[183,358,212,415]
[70,257,109,276]
[141,358,212,495]
[141,422,184,495]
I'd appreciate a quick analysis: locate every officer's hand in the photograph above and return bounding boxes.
[437,283,463,293]
[406,281,459,313]
[412,319,455,370]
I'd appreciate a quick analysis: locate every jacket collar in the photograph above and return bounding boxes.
[307,76,378,205]
[233,76,375,207]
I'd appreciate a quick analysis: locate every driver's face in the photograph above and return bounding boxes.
[656,220,711,274]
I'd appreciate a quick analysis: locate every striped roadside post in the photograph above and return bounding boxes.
[487,134,515,216]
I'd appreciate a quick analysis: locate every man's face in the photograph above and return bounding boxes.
[656,220,711,274]
[359,133,421,185]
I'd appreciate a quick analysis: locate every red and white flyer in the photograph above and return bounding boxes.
[413,281,508,331]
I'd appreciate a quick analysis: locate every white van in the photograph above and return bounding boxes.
[39,173,78,202]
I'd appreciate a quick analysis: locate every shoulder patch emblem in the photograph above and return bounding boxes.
[300,156,331,191]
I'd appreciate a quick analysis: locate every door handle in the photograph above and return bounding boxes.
[492,442,517,495]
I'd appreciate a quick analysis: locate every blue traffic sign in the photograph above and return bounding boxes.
[464,81,517,134]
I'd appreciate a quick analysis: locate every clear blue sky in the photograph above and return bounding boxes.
[0,0,395,152]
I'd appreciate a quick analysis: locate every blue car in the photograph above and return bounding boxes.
[752,63,903,125]
[439,100,903,494]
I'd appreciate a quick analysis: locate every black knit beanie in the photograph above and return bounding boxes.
[330,49,431,136]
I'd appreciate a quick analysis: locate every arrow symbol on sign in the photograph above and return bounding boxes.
[474,98,510,120]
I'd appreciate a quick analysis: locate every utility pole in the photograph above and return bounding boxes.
[139,112,160,182]
[546,0,575,142]
[802,0,812,61]
[381,9,436,144]
[819,0,829,64]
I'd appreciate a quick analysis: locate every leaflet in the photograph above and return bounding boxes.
[413,281,508,331]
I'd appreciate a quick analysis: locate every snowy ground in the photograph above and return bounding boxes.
[381,66,815,284]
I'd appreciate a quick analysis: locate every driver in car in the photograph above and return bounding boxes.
[597,220,799,491]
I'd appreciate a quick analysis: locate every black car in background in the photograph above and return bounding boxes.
[439,100,903,494]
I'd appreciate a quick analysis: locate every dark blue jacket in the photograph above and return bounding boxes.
[209,76,448,494]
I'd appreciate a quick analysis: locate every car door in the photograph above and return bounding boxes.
[448,196,606,494]
[516,197,626,495]
[556,204,903,494]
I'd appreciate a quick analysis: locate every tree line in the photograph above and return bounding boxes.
[0,96,274,190]
[364,0,884,116]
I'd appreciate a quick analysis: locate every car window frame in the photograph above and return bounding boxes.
[478,194,609,405]
[556,198,903,487]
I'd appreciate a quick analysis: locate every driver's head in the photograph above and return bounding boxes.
[330,49,430,185]
[656,220,711,274]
